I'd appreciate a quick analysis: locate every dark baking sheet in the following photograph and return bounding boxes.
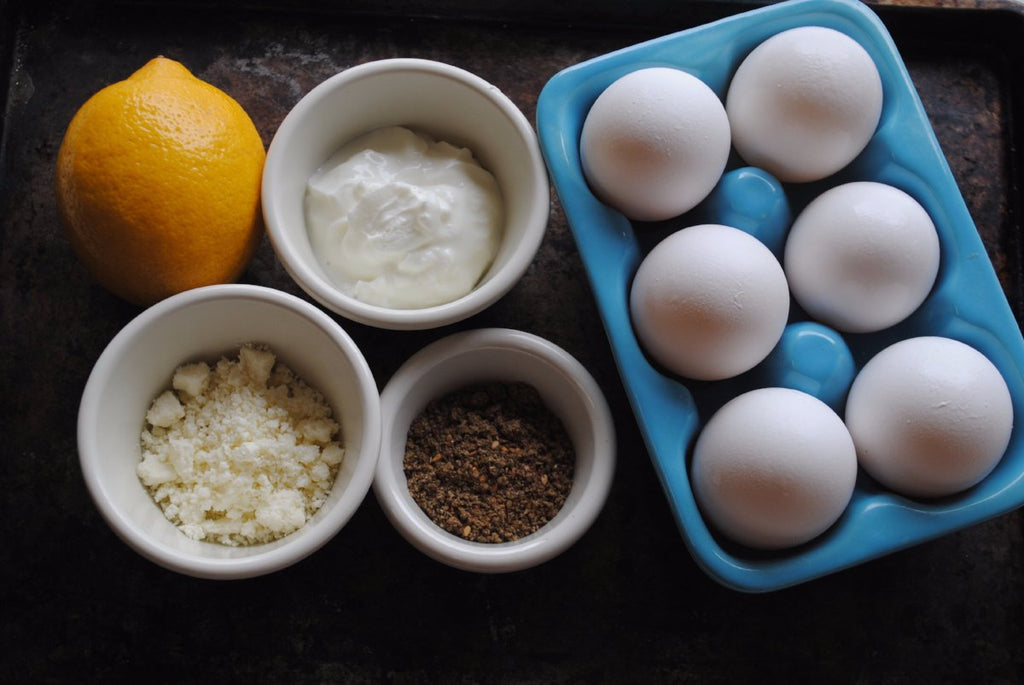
[2,1,1022,681]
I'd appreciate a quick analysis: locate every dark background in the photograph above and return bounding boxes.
[2,0,1022,682]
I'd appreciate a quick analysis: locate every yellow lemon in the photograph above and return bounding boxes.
[56,56,266,306]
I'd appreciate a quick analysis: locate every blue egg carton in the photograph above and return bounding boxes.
[535,0,1024,592]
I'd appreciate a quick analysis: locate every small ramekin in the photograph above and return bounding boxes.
[77,284,382,579]
[262,58,550,330]
[373,328,616,572]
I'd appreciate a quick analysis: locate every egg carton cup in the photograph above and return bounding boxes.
[536,0,1024,591]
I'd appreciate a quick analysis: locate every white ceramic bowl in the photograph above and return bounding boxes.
[373,328,616,572]
[77,284,382,579]
[262,58,551,330]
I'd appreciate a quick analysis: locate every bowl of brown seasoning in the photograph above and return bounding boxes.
[373,328,616,572]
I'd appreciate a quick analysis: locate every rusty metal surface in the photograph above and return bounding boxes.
[2,1,1023,681]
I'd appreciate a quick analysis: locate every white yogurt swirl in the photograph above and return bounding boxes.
[305,126,503,309]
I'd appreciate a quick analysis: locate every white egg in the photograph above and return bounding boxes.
[783,181,940,333]
[580,67,731,222]
[629,224,789,381]
[692,387,858,550]
[726,26,883,183]
[845,336,1014,498]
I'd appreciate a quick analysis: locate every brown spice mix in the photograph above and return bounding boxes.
[403,381,576,543]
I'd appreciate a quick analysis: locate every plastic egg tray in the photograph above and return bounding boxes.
[536,0,1024,592]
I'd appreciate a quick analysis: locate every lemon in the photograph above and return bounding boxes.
[56,56,266,306]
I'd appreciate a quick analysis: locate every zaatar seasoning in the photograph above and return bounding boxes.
[403,381,576,543]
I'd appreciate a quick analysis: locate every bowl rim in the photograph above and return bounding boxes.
[373,327,616,572]
[261,57,551,331]
[77,283,383,579]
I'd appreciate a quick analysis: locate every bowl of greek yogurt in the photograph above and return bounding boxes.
[262,58,550,330]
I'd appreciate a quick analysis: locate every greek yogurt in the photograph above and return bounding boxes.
[304,126,503,309]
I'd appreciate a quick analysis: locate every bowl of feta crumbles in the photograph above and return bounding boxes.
[77,283,381,579]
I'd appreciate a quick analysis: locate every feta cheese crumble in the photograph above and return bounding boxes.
[138,344,346,546]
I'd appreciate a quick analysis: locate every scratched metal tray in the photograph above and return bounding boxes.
[1,0,1023,676]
